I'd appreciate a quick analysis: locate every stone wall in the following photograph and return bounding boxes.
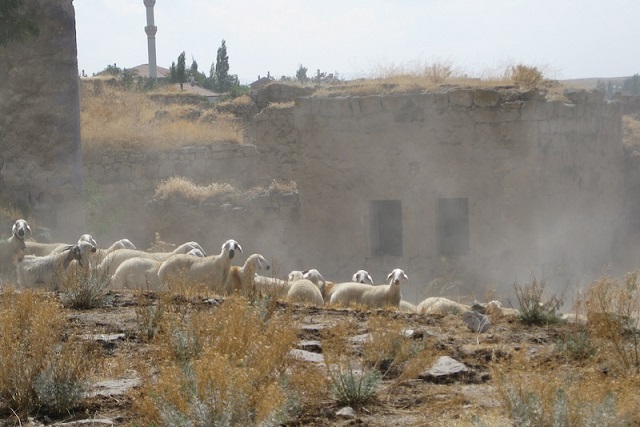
[90,86,624,303]
[0,0,83,239]
[289,88,623,301]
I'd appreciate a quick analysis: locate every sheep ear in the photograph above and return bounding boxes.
[236,243,243,253]
[26,224,32,235]
[61,245,73,252]
[367,274,373,283]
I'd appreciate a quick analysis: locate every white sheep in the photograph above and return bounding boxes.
[185,248,206,257]
[299,268,338,302]
[17,241,96,290]
[287,278,324,306]
[109,246,206,291]
[352,269,374,284]
[97,241,207,277]
[226,253,270,295]
[252,274,290,299]
[93,238,137,263]
[399,300,417,313]
[157,239,242,294]
[109,258,163,290]
[27,233,98,257]
[329,268,408,309]
[416,297,471,315]
[0,219,31,282]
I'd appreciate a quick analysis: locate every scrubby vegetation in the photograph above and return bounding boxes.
[0,270,639,424]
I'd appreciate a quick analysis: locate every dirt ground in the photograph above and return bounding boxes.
[24,290,603,427]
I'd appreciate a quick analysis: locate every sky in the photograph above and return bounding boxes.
[74,0,640,85]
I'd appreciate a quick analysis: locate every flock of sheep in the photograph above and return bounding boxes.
[0,218,510,316]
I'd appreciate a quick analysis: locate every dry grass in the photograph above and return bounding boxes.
[153,176,297,206]
[133,295,316,425]
[580,272,640,373]
[492,350,640,425]
[314,62,557,97]
[0,288,96,417]
[623,115,640,150]
[80,85,244,155]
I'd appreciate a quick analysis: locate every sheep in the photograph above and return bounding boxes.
[287,278,324,306]
[399,300,417,313]
[185,248,206,257]
[97,241,207,277]
[416,297,471,315]
[352,269,374,284]
[110,258,163,291]
[93,238,137,264]
[0,219,31,282]
[109,246,206,291]
[329,268,408,309]
[297,268,337,302]
[17,241,96,290]
[252,274,290,299]
[226,253,270,295]
[157,239,242,294]
[27,233,98,257]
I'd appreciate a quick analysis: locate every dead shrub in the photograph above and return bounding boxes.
[582,273,640,372]
[135,295,308,425]
[0,288,95,418]
[510,64,544,89]
[492,355,631,426]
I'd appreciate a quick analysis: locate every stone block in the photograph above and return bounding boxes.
[448,89,473,108]
[434,91,449,109]
[473,89,501,107]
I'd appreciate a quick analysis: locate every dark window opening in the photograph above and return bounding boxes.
[371,200,402,256]
[437,198,469,257]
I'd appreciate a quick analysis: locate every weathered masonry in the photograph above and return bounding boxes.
[288,89,623,301]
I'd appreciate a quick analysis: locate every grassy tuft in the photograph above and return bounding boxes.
[510,64,545,89]
[81,85,244,155]
[135,295,310,425]
[514,276,564,325]
[582,272,640,372]
[0,288,95,418]
[59,265,112,309]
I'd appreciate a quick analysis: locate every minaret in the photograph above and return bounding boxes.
[144,0,157,78]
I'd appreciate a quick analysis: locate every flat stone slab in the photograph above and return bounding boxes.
[89,377,141,398]
[289,349,325,364]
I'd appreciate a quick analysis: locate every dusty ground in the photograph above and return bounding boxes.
[25,290,604,427]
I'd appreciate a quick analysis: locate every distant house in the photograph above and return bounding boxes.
[130,64,171,79]
[250,72,275,89]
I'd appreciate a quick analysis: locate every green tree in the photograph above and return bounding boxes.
[176,51,186,90]
[213,39,231,92]
[0,0,39,47]
[296,64,308,82]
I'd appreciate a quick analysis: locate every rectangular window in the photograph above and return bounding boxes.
[371,200,403,256]
[437,198,469,257]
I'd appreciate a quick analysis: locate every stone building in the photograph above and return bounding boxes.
[0,0,84,238]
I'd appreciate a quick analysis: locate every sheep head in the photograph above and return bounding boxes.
[78,233,98,248]
[12,219,31,241]
[62,245,84,269]
[247,254,270,272]
[221,239,242,259]
[288,270,304,281]
[352,269,374,284]
[186,248,206,257]
[387,268,408,286]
